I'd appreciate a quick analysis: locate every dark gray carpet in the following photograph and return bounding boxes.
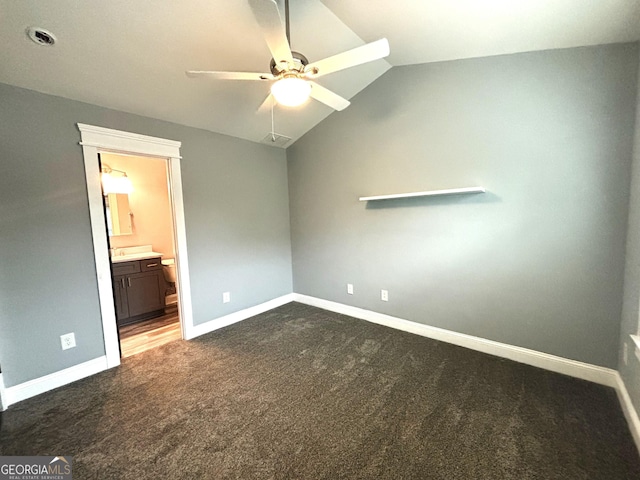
[1,302,639,479]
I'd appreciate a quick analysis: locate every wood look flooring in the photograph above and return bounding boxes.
[119,304,181,358]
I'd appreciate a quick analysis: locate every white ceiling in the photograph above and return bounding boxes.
[1,0,639,147]
[322,0,640,65]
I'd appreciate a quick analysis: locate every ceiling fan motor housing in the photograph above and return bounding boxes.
[270,51,309,75]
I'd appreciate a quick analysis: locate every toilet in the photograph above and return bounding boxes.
[161,258,177,284]
[162,258,178,305]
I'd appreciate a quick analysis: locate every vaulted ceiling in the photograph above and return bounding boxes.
[1,0,639,147]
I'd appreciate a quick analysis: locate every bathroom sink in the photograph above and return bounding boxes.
[111,252,163,263]
[110,245,164,263]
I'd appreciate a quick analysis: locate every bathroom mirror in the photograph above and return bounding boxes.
[105,193,133,236]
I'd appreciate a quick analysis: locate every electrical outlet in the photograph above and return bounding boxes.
[381,289,389,302]
[347,283,354,295]
[623,342,629,365]
[223,292,231,303]
[60,333,76,350]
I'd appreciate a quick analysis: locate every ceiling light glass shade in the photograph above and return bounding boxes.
[102,173,133,195]
[271,77,311,107]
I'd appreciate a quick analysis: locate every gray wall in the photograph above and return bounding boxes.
[0,83,292,388]
[1,42,637,393]
[288,43,638,368]
[620,47,640,414]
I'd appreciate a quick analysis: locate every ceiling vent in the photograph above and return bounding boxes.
[26,27,57,46]
[261,132,292,148]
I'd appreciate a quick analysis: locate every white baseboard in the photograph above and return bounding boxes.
[293,294,640,452]
[3,356,109,409]
[615,373,640,454]
[185,293,295,340]
[292,294,618,387]
[3,294,636,455]
[0,373,7,412]
[2,295,295,408]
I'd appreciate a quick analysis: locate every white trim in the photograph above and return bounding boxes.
[81,142,121,368]
[78,124,193,369]
[0,373,7,412]
[77,123,182,158]
[186,294,295,340]
[167,158,195,342]
[615,373,640,455]
[292,294,618,387]
[291,295,640,446]
[3,357,108,408]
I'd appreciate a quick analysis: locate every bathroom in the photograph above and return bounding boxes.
[100,152,181,357]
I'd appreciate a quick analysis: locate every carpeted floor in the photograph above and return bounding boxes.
[1,302,639,479]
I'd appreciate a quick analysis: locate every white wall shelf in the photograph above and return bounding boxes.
[359,186,486,202]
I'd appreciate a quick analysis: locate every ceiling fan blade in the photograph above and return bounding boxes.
[308,82,350,111]
[257,93,276,114]
[186,71,273,81]
[305,38,390,78]
[248,0,294,67]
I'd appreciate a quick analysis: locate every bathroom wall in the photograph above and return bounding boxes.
[103,153,176,260]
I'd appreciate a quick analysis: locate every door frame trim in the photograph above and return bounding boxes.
[0,373,7,411]
[78,123,193,368]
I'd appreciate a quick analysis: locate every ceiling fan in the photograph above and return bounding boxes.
[186,0,390,112]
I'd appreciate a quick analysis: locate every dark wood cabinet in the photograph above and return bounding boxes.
[112,257,165,326]
[113,276,130,321]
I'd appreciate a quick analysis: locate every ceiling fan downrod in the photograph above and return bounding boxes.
[284,0,290,45]
[269,0,310,76]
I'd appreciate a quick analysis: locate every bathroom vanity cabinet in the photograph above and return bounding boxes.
[112,257,165,326]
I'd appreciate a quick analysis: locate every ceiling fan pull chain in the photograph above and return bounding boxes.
[271,97,276,142]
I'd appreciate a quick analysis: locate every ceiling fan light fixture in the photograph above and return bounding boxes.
[271,76,311,107]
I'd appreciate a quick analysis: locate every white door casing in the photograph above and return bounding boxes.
[78,124,194,367]
[0,373,7,411]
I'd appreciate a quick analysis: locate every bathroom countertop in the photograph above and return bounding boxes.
[111,252,163,263]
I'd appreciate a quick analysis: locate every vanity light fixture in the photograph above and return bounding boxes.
[101,164,133,195]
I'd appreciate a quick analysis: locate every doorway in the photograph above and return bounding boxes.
[100,152,182,357]
[79,124,194,369]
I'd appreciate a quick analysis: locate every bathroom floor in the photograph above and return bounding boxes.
[119,304,181,357]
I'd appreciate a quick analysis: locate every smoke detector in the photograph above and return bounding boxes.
[26,27,57,46]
